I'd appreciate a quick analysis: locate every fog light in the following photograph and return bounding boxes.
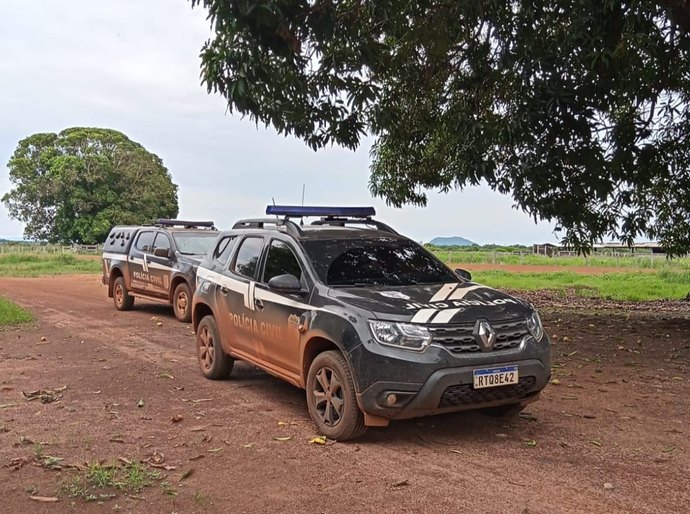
[386,393,397,406]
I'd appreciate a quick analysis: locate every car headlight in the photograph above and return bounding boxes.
[368,320,432,352]
[526,311,544,341]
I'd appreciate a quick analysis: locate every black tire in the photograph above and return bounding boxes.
[196,315,234,380]
[112,276,134,311]
[480,403,526,418]
[306,350,366,441]
[173,282,192,322]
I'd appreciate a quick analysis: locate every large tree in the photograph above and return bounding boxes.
[192,0,690,254]
[2,128,178,244]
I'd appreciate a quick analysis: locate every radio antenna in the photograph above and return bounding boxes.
[301,184,306,206]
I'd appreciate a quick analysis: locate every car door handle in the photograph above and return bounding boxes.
[220,286,229,295]
[254,298,264,310]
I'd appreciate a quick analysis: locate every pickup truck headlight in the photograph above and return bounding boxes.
[368,320,432,352]
[526,311,544,341]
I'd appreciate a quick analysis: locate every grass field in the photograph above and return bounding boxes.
[0,296,33,326]
[0,253,101,277]
[431,249,690,270]
[473,269,690,301]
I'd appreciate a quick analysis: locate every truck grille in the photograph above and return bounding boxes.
[429,319,528,354]
[438,377,536,408]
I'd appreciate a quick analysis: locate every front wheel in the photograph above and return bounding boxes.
[196,315,233,380]
[173,282,192,322]
[113,276,134,311]
[306,350,366,441]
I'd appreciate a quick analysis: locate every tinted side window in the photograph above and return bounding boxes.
[153,233,171,253]
[263,240,302,283]
[213,236,237,267]
[233,237,263,279]
[135,231,155,253]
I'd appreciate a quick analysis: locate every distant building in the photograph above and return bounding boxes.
[533,243,560,256]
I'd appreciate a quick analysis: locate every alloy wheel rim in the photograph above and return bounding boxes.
[176,292,188,317]
[312,367,344,427]
[198,326,215,371]
[115,285,123,306]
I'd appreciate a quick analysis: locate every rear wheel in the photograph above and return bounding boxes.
[196,315,233,379]
[306,350,366,441]
[173,282,192,322]
[113,277,134,311]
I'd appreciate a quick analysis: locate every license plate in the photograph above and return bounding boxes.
[473,365,519,389]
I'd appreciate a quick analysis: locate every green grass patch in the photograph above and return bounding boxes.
[432,249,690,270]
[0,296,33,326]
[0,253,100,277]
[473,270,690,301]
[59,461,162,502]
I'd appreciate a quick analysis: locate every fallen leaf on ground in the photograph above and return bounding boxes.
[392,480,409,488]
[242,443,254,448]
[23,386,67,403]
[171,414,184,423]
[604,483,614,490]
[207,447,223,453]
[189,454,205,460]
[277,421,288,426]
[308,436,327,445]
[523,439,538,448]
[273,436,293,441]
[137,399,144,408]
[159,373,174,379]
[29,496,58,502]
[662,446,677,453]
[550,379,561,385]
[590,440,602,447]
[180,468,194,481]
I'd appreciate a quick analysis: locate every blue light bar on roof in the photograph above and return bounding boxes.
[266,205,376,218]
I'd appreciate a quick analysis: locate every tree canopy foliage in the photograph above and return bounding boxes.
[2,128,178,244]
[193,0,690,254]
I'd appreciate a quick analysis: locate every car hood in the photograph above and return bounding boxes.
[327,281,533,323]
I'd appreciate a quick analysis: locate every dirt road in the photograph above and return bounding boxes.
[0,276,688,513]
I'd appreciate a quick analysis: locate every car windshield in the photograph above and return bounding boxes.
[172,233,218,255]
[302,238,458,286]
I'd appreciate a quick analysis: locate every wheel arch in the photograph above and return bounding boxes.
[169,275,190,302]
[192,302,214,333]
[108,267,124,298]
[301,336,347,388]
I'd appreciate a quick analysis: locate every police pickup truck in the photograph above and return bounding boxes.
[192,206,551,440]
[102,219,218,322]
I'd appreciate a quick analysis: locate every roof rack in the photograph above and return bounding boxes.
[263,205,399,235]
[232,218,303,237]
[155,219,217,230]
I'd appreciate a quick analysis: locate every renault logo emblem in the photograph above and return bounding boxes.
[473,320,496,351]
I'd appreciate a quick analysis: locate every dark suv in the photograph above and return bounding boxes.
[102,219,218,322]
[192,206,551,440]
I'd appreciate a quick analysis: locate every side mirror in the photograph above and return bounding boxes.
[455,268,472,281]
[268,274,303,294]
[154,247,171,259]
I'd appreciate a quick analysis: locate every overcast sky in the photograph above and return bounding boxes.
[0,0,560,245]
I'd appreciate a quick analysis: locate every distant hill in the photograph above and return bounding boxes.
[429,236,477,247]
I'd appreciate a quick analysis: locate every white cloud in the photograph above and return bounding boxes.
[0,0,559,245]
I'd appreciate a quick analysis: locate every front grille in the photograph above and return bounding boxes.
[429,318,528,354]
[438,377,536,408]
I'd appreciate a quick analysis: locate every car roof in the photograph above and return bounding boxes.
[219,224,408,242]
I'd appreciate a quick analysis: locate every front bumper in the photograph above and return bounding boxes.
[356,358,549,420]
